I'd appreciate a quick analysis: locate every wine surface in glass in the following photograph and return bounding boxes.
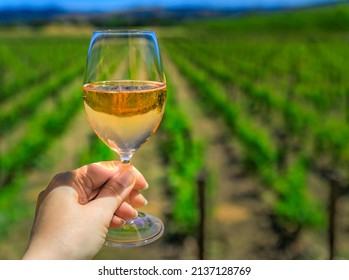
[83,80,167,156]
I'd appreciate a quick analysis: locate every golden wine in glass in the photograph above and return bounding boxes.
[82,30,166,247]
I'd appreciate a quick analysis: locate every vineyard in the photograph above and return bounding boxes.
[1,4,349,259]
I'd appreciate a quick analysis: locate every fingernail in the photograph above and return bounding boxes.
[118,169,136,188]
[120,218,126,226]
[134,210,138,218]
[143,199,148,206]
[143,183,149,190]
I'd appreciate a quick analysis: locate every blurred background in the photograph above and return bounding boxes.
[0,0,348,260]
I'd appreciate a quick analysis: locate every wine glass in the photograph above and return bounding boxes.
[82,30,166,247]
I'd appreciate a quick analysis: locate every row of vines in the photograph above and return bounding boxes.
[162,5,349,258]
[0,33,208,259]
[0,36,89,238]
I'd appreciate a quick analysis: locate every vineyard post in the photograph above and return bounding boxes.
[345,92,349,122]
[197,169,206,260]
[328,173,340,260]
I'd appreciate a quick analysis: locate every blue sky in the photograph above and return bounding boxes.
[0,0,341,11]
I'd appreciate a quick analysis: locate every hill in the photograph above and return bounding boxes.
[1,2,347,27]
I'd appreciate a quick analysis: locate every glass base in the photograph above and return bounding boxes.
[104,212,164,247]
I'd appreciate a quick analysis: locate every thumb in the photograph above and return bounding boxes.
[92,168,136,215]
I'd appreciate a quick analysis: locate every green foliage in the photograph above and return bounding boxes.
[159,76,207,236]
[0,63,83,134]
[0,177,31,237]
[0,36,89,239]
[273,156,326,228]
[0,36,88,102]
[163,4,349,235]
[195,3,349,33]
[78,133,116,165]
[1,88,81,175]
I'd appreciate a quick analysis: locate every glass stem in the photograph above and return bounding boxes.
[119,152,138,222]
[121,158,131,164]
[120,152,132,164]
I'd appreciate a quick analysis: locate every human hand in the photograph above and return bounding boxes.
[22,161,148,260]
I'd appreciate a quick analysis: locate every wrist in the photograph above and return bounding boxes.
[22,238,73,260]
